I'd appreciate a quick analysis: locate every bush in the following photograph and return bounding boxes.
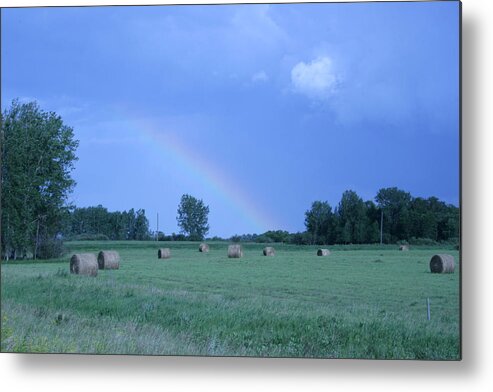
[174,233,187,241]
[208,236,225,241]
[72,233,109,241]
[440,237,459,246]
[409,237,438,246]
[255,235,273,243]
[37,238,66,259]
[287,232,312,245]
[263,230,290,243]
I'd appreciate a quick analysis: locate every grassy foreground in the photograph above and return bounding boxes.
[1,241,460,359]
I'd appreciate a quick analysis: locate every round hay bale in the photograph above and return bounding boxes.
[317,249,330,256]
[158,248,171,259]
[70,253,98,277]
[399,245,409,251]
[97,250,120,270]
[263,246,275,256]
[430,254,455,273]
[199,243,209,253]
[227,244,243,258]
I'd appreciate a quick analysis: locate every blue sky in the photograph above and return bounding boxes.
[1,1,460,237]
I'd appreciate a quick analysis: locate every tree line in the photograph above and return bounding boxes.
[56,189,460,247]
[62,205,150,241]
[177,187,458,247]
[60,195,208,243]
[301,188,459,246]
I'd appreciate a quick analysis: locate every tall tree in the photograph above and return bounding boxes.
[1,100,78,259]
[176,194,210,240]
[375,187,412,243]
[304,201,334,245]
[364,200,381,243]
[335,190,368,244]
[134,209,150,240]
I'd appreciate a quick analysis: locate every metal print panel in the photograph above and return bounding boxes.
[0,0,461,359]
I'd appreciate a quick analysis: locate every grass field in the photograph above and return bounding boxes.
[1,241,460,359]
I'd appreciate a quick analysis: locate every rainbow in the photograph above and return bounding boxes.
[127,117,278,234]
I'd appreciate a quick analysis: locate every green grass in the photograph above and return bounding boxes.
[1,241,460,359]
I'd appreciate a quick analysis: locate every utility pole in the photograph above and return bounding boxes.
[156,212,159,241]
[380,209,384,245]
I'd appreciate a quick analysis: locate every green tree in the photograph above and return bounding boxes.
[176,194,210,240]
[375,187,412,242]
[63,206,150,240]
[263,230,290,243]
[335,190,367,244]
[304,201,334,245]
[364,201,381,243]
[134,209,150,240]
[1,100,79,259]
[408,197,459,242]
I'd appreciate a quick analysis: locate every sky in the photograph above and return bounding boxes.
[1,1,460,237]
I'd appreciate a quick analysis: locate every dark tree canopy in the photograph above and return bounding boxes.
[336,190,368,244]
[304,200,334,245]
[176,194,210,241]
[302,188,458,246]
[1,100,79,259]
[62,206,151,241]
[375,187,412,242]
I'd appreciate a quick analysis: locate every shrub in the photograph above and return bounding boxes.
[409,237,438,246]
[208,236,225,241]
[255,235,273,243]
[287,232,312,245]
[171,233,187,241]
[440,237,459,246]
[230,234,241,243]
[72,233,109,241]
[37,237,66,259]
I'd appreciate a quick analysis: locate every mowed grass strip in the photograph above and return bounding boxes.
[1,241,460,359]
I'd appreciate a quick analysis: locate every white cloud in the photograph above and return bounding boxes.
[291,56,338,99]
[252,71,268,83]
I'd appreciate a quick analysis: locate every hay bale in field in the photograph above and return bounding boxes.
[399,245,409,251]
[70,253,98,277]
[97,250,120,269]
[227,244,243,258]
[430,254,455,273]
[199,243,209,253]
[263,246,275,256]
[317,249,330,256]
[158,248,171,259]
